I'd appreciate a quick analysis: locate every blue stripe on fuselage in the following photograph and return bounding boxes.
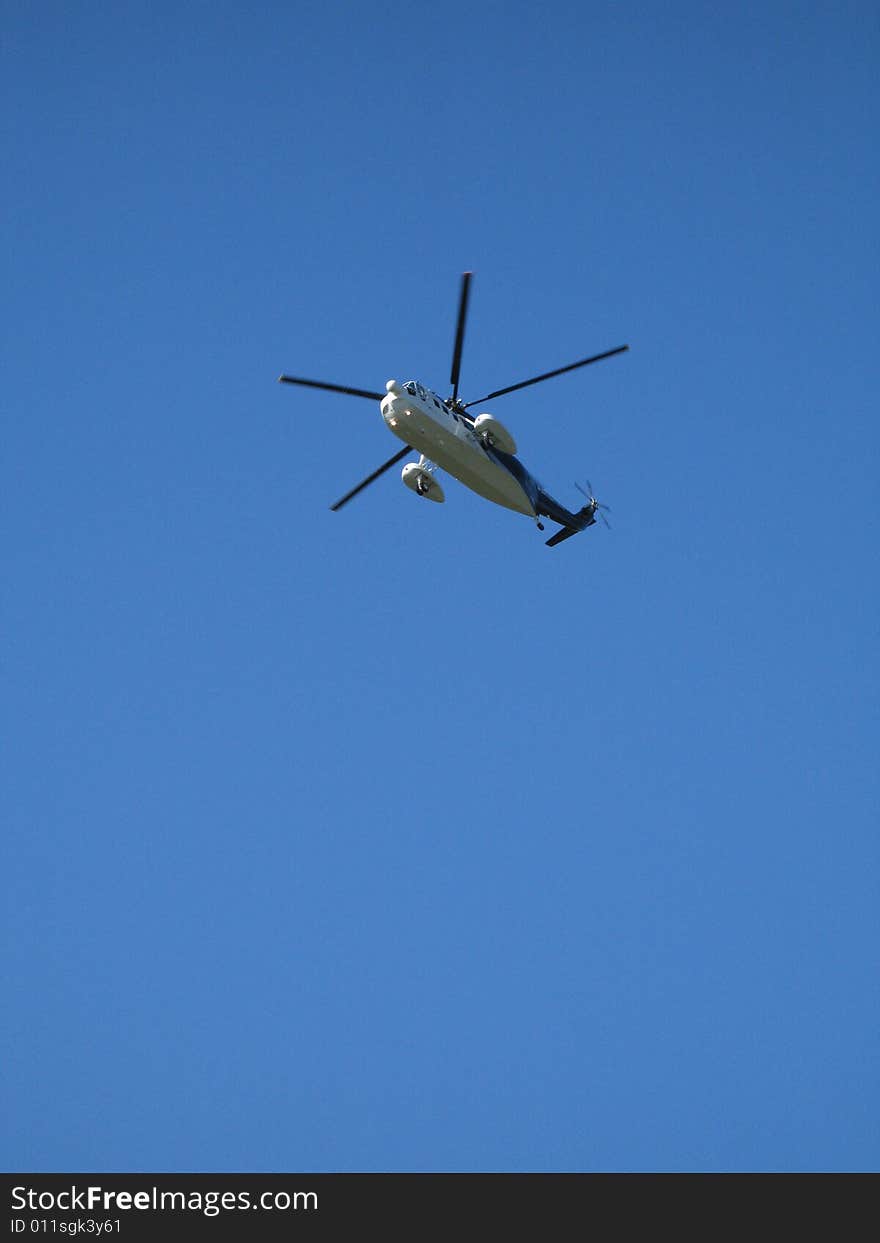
[485,446,586,529]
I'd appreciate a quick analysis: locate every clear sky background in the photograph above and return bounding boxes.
[3,1,877,1172]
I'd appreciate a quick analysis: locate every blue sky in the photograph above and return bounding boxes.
[3,1,878,1172]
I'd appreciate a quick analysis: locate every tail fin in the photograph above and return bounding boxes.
[545,499,599,547]
[545,524,581,548]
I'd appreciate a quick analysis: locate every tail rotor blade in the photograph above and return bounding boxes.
[576,479,611,527]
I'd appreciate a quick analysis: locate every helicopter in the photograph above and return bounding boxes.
[278,272,627,547]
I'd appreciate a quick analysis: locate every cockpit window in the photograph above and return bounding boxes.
[404,381,417,396]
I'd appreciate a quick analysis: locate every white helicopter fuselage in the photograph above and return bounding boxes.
[380,380,535,515]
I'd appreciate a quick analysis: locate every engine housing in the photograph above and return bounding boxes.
[402,463,445,503]
[472,413,517,455]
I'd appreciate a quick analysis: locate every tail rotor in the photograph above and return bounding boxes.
[576,480,612,529]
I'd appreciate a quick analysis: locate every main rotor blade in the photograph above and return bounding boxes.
[278,375,384,401]
[330,446,412,512]
[449,271,473,404]
[463,345,629,407]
